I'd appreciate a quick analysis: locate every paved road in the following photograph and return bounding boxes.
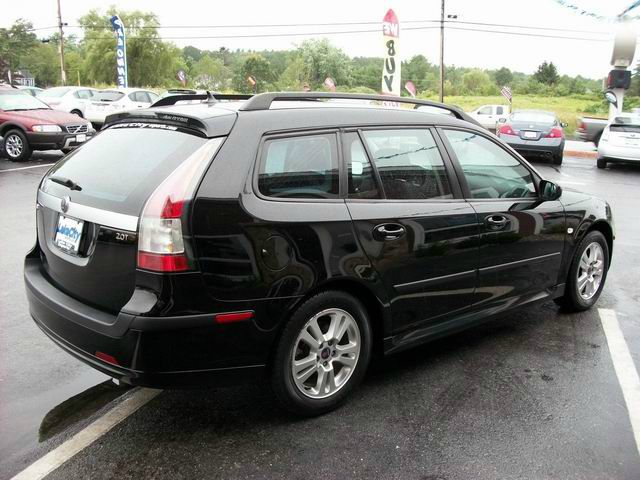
[1,152,639,479]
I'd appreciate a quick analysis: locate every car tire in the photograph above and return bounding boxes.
[2,129,32,162]
[597,158,607,169]
[554,230,609,312]
[271,290,372,416]
[553,151,563,165]
[593,132,602,147]
[70,109,84,118]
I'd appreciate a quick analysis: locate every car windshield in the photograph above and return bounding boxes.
[95,91,125,102]
[510,112,555,124]
[0,92,50,111]
[39,87,70,98]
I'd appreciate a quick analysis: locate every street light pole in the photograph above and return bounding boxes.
[439,0,445,102]
[56,0,66,85]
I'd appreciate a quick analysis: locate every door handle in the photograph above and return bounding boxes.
[373,223,406,241]
[485,214,508,231]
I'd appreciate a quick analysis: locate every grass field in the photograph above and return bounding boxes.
[423,94,608,135]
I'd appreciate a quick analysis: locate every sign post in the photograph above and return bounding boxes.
[110,15,128,88]
[500,86,512,111]
[381,9,400,104]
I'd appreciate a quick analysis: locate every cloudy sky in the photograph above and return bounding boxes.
[3,0,639,79]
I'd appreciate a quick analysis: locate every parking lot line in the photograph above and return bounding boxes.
[0,164,55,173]
[10,388,161,480]
[599,308,640,456]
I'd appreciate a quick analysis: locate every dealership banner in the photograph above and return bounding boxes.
[110,15,128,88]
[381,9,400,97]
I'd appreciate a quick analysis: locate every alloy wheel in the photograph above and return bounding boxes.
[5,134,23,158]
[577,242,604,300]
[290,308,361,399]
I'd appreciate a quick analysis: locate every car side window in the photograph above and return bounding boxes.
[496,106,504,115]
[128,92,137,102]
[443,129,537,199]
[344,132,380,199]
[148,92,159,102]
[258,133,339,199]
[361,129,453,200]
[478,106,492,115]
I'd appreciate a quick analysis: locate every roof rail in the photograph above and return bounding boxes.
[151,92,253,108]
[238,92,480,126]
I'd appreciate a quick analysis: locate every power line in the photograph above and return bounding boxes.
[444,25,610,42]
[444,19,610,35]
[28,18,610,36]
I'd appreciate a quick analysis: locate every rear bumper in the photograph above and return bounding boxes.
[597,143,640,162]
[24,257,268,388]
[499,135,563,157]
[26,130,94,151]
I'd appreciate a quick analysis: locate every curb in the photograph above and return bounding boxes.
[564,150,597,159]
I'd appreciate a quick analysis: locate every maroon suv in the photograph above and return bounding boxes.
[0,89,94,162]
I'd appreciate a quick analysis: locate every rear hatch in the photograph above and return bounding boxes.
[609,124,640,148]
[37,125,210,313]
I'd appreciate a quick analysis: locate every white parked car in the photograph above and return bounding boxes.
[468,104,510,132]
[597,114,640,169]
[37,86,98,118]
[84,88,159,127]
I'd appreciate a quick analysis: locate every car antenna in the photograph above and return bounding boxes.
[205,91,218,104]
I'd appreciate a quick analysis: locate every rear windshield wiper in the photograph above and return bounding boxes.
[49,175,82,191]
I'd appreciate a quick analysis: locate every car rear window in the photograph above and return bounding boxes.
[39,87,70,98]
[610,124,640,133]
[42,127,209,216]
[96,91,125,102]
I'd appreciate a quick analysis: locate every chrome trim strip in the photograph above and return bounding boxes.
[37,189,139,232]
[395,269,476,293]
[479,252,561,273]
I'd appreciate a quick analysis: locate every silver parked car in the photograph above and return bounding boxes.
[597,114,640,169]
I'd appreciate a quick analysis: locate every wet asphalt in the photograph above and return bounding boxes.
[1,151,639,479]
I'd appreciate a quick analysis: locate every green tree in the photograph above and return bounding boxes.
[297,39,352,89]
[78,8,184,87]
[0,19,39,82]
[533,61,559,86]
[233,53,274,93]
[461,69,494,95]
[494,67,513,87]
[277,55,308,90]
[402,55,435,94]
[191,55,229,90]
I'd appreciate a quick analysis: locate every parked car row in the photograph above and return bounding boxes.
[0,85,159,160]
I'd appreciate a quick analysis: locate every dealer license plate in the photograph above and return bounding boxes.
[54,215,84,254]
[523,131,537,139]
[76,134,87,143]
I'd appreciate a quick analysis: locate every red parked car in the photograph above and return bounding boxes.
[0,89,94,162]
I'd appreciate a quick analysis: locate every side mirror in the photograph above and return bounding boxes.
[604,90,618,110]
[498,117,507,123]
[560,122,568,128]
[540,179,562,201]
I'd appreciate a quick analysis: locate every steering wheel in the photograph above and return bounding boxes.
[500,186,530,199]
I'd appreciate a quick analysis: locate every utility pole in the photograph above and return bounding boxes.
[439,0,445,102]
[56,0,66,85]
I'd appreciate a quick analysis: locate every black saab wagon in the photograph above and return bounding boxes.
[25,92,614,415]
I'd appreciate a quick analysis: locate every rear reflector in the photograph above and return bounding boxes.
[95,351,120,365]
[137,252,189,272]
[215,311,254,324]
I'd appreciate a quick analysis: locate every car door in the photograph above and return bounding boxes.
[344,128,479,335]
[439,128,566,312]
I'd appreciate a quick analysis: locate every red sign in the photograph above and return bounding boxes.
[405,81,417,98]
[324,77,336,91]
